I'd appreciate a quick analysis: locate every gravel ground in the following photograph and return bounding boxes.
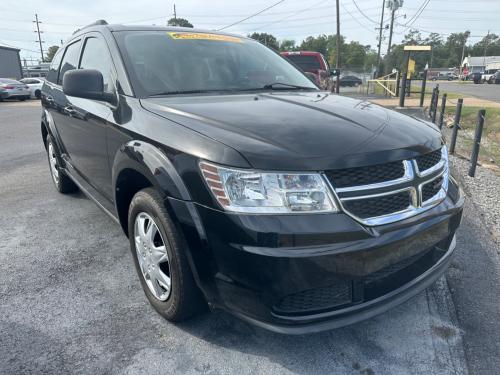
[450,156,500,244]
[1,101,500,374]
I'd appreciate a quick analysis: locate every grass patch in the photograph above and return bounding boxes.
[443,106,500,163]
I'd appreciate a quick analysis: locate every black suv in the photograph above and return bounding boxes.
[41,22,463,334]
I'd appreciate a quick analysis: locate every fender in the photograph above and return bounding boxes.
[111,140,214,297]
[41,109,68,167]
[111,140,191,201]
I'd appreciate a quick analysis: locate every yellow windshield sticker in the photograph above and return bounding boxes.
[167,32,242,43]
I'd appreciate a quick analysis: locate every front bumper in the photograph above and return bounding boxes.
[174,178,464,334]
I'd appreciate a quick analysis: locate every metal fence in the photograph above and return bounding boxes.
[427,85,497,177]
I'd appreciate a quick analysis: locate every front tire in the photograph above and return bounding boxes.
[46,135,78,193]
[128,188,206,322]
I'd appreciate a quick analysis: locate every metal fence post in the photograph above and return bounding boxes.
[431,87,439,124]
[439,93,447,129]
[449,98,463,155]
[420,69,428,107]
[429,87,436,119]
[468,109,486,177]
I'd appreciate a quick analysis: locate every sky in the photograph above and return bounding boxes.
[1,0,499,63]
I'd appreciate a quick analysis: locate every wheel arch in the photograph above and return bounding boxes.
[112,140,192,236]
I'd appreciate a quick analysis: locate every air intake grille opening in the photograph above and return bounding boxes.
[325,161,405,188]
[416,149,442,172]
[422,176,443,202]
[274,282,351,314]
[342,191,411,219]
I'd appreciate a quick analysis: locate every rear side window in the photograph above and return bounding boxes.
[285,55,321,71]
[58,40,82,85]
[46,49,64,83]
[79,37,113,92]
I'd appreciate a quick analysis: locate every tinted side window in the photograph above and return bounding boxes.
[46,48,64,83]
[58,40,82,85]
[79,37,113,92]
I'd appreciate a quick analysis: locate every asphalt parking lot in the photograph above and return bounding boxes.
[426,81,500,102]
[1,100,499,374]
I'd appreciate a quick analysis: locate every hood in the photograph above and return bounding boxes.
[141,92,442,170]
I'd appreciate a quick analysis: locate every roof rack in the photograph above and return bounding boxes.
[73,20,108,35]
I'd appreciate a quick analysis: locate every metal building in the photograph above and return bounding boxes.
[0,46,23,80]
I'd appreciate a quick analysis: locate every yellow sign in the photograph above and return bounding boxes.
[407,59,416,78]
[167,32,242,43]
[403,45,432,51]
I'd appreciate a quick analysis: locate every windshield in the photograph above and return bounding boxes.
[114,31,317,97]
[283,55,321,72]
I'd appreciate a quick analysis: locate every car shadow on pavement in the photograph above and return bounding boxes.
[172,278,466,375]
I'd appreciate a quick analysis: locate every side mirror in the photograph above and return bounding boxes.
[330,68,341,77]
[63,69,116,105]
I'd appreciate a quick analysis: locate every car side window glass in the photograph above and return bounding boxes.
[58,40,81,85]
[46,49,64,84]
[79,37,113,92]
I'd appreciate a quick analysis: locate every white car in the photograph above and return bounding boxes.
[0,78,31,101]
[20,78,45,99]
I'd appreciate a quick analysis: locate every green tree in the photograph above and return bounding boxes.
[45,45,59,62]
[279,39,296,52]
[167,17,193,28]
[248,32,279,50]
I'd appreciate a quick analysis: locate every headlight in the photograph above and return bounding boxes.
[200,162,338,213]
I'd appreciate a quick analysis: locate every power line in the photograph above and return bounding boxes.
[252,0,328,32]
[403,0,431,28]
[341,3,374,33]
[217,0,286,31]
[352,0,378,24]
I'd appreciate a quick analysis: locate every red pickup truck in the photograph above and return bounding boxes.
[281,51,333,90]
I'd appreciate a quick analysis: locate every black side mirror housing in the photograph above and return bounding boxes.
[63,69,116,105]
[330,68,341,77]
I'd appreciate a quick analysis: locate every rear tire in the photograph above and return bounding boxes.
[128,188,206,322]
[45,135,78,194]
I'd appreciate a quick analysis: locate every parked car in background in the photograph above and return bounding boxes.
[20,77,44,99]
[482,69,498,83]
[0,78,31,101]
[339,75,362,87]
[471,72,482,84]
[280,51,333,90]
[489,71,500,84]
[431,72,457,81]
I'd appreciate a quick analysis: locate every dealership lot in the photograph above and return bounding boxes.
[1,101,499,374]
[425,81,500,102]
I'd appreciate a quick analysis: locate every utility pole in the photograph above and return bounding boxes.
[173,4,177,20]
[386,0,402,56]
[335,0,340,93]
[375,0,386,78]
[33,13,44,62]
[483,30,490,67]
[459,31,470,77]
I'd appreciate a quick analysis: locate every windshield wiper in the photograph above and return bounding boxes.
[262,82,317,90]
[149,89,222,96]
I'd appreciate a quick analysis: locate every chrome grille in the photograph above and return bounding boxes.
[326,147,448,226]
